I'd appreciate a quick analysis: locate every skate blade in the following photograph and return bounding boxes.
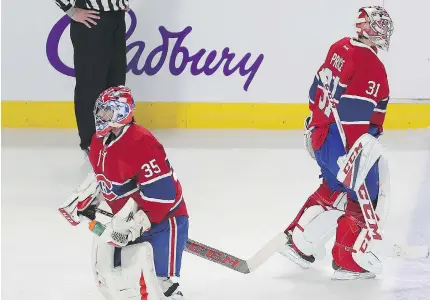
[278,246,312,269]
[331,269,376,280]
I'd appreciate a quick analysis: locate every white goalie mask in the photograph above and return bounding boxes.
[94,86,135,137]
[355,6,394,51]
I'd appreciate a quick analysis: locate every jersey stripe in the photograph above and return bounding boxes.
[338,96,375,123]
[140,171,173,185]
[374,97,389,113]
[168,217,178,276]
[309,76,319,104]
[139,176,176,203]
[341,94,377,106]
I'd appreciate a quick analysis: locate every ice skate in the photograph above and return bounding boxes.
[331,261,376,280]
[159,277,184,300]
[279,231,315,269]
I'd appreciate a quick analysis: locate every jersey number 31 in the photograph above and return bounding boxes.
[318,68,381,117]
[317,68,341,117]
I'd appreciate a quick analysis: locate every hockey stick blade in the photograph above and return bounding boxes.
[375,242,430,259]
[185,233,288,274]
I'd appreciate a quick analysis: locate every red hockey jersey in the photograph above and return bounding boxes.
[308,37,390,150]
[88,123,188,224]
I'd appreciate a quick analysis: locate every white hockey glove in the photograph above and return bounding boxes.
[59,172,102,226]
[304,114,315,160]
[97,198,151,248]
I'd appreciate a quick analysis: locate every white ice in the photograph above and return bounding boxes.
[2,128,429,299]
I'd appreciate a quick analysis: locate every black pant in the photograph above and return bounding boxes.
[70,10,126,150]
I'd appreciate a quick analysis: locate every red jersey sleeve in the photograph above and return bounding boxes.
[337,53,389,149]
[308,40,339,110]
[133,138,178,223]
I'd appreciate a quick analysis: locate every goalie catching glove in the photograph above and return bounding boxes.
[304,114,315,160]
[92,197,152,248]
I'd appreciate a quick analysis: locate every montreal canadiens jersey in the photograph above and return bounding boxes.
[308,37,390,150]
[88,123,188,224]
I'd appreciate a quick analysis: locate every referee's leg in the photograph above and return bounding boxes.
[70,17,112,151]
[106,11,127,88]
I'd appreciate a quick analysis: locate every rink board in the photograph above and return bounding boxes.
[2,101,430,129]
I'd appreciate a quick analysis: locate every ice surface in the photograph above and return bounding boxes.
[2,128,429,299]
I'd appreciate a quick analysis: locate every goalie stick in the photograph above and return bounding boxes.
[84,207,285,273]
[185,231,428,274]
[185,233,288,274]
[82,206,428,274]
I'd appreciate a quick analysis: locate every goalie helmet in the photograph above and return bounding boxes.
[355,6,394,51]
[94,85,136,137]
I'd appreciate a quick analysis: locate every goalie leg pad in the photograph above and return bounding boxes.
[373,155,390,230]
[347,156,390,274]
[92,237,168,299]
[336,133,383,202]
[346,159,380,204]
[286,180,346,231]
[94,216,188,299]
[92,235,116,299]
[332,200,382,274]
[119,242,167,299]
[285,181,347,260]
[294,207,344,260]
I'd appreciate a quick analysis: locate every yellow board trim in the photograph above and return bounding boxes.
[2,101,430,129]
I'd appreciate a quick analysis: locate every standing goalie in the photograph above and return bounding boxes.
[59,86,189,299]
[279,6,394,280]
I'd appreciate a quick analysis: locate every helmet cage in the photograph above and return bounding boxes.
[357,6,394,51]
[94,90,135,137]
